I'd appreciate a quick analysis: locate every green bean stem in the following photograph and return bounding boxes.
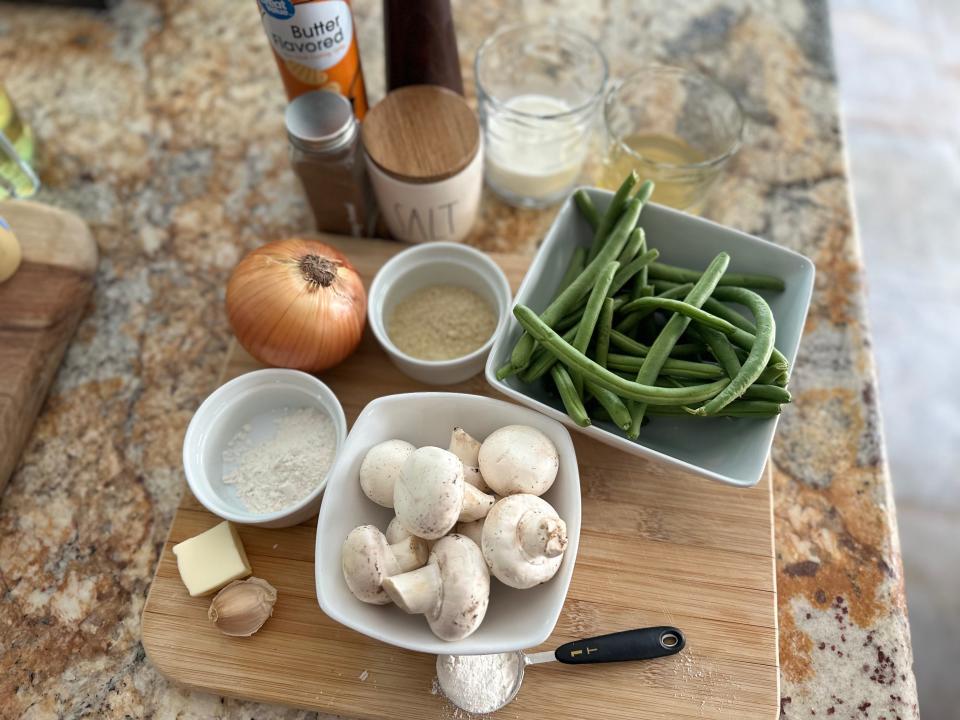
[649,261,785,291]
[573,190,600,232]
[513,304,731,405]
[550,365,591,427]
[509,197,644,370]
[627,252,731,437]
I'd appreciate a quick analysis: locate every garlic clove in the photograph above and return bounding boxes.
[208,576,278,637]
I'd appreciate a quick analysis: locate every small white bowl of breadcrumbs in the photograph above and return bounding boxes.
[368,242,512,385]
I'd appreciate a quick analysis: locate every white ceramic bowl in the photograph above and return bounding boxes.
[183,369,348,528]
[315,392,581,655]
[486,187,816,488]
[367,242,512,385]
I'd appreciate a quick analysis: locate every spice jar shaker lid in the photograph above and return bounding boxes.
[285,90,358,153]
[361,85,480,183]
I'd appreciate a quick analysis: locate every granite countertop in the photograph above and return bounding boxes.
[0,1,918,718]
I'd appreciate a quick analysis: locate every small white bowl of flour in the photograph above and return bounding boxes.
[184,369,347,528]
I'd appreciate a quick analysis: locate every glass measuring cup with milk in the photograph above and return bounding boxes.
[475,24,607,208]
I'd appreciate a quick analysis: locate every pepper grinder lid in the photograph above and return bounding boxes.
[285,90,357,153]
[361,85,480,183]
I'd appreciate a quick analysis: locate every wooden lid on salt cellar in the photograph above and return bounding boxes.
[362,85,480,183]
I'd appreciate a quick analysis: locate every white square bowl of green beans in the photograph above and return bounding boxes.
[485,182,815,488]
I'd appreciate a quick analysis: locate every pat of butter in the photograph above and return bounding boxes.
[172,521,252,597]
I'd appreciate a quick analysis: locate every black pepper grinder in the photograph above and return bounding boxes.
[383,0,464,95]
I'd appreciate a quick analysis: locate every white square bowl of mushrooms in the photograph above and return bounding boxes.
[315,392,581,656]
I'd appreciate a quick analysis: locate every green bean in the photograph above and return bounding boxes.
[558,246,587,291]
[617,227,646,265]
[608,331,701,359]
[712,286,789,372]
[595,297,614,369]
[740,384,792,403]
[653,279,757,333]
[699,326,742,379]
[610,249,659,296]
[573,261,619,353]
[648,401,783,418]
[585,381,632,430]
[615,283,693,334]
[573,190,599,232]
[635,179,654,205]
[495,361,517,381]
[628,252,731,437]
[519,326,578,383]
[649,261,785,291]
[606,354,725,379]
[619,296,790,372]
[630,223,651,300]
[513,304,731,405]
[509,197,644,371]
[693,286,776,415]
[551,365,591,427]
[757,365,789,386]
[572,261,619,395]
[587,171,637,262]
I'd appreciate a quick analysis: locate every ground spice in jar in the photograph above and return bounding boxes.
[387,285,497,360]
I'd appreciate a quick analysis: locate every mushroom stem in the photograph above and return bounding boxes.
[390,536,429,572]
[518,511,568,560]
[382,562,441,615]
[459,483,495,522]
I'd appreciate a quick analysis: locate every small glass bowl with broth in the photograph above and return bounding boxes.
[367,243,512,385]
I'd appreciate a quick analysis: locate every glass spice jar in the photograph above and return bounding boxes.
[286,90,375,237]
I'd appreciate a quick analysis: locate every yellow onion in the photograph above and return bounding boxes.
[226,238,366,372]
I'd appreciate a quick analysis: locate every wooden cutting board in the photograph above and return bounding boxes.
[142,236,779,720]
[0,200,97,495]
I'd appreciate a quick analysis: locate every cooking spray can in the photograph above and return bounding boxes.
[256,0,369,118]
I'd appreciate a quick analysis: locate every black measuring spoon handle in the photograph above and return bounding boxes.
[554,626,685,665]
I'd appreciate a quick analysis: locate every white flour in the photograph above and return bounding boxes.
[222,407,336,513]
[436,652,520,714]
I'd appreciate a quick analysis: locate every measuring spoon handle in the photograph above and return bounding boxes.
[554,626,685,665]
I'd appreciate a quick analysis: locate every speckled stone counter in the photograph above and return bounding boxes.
[0,1,918,718]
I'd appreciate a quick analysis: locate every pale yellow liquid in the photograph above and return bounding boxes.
[600,133,720,212]
[0,86,38,199]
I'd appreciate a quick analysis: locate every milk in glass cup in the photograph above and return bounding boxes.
[475,24,608,208]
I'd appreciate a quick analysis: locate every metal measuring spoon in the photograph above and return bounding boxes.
[437,626,685,714]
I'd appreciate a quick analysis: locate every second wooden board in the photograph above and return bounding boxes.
[142,235,779,719]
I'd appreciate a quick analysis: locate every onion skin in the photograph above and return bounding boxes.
[226,238,367,372]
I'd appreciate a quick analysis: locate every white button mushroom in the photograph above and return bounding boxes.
[449,427,490,493]
[341,525,429,604]
[478,425,559,497]
[382,534,490,641]
[481,494,567,589]
[454,518,485,550]
[359,439,416,507]
[386,514,437,551]
[394,447,495,540]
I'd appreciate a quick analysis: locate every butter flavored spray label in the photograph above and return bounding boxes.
[260,0,353,70]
